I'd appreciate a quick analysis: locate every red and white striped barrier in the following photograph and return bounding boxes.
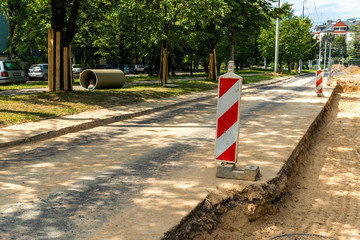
[316,70,324,96]
[215,62,242,163]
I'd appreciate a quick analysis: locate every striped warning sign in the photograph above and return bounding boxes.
[315,70,323,95]
[215,69,242,163]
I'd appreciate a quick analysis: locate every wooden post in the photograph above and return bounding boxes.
[209,53,214,81]
[55,31,61,91]
[213,48,217,81]
[48,29,54,91]
[162,49,168,86]
[68,46,73,90]
[159,42,163,83]
[63,47,69,91]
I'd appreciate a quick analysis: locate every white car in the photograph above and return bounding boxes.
[0,60,26,84]
[134,64,144,74]
[28,64,48,81]
[72,64,83,74]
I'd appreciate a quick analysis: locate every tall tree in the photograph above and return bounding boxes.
[258,4,316,73]
[48,0,113,91]
[347,25,360,65]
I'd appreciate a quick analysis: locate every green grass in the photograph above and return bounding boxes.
[242,74,280,83]
[125,72,207,82]
[0,68,315,91]
[0,69,313,127]
[0,80,217,126]
[0,78,81,91]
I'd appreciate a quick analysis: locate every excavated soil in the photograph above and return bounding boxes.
[344,65,359,73]
[163,74,360,240]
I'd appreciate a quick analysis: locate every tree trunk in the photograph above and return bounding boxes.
[240,61,244,70]
[48,0,80,91]
[208,49,217,81]
[203,58,208,74]
[287,62,292,74]
[7,22,17,59]
[190,55,193,75]
[147,47,154,76]
[160,40,169,86]
[170,56,176,76]
[84,36,88,69]
[294,62,299,73]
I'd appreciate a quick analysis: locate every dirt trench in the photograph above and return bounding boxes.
[163,75,360,240]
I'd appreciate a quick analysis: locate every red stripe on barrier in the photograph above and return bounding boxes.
[316,78,322,86]
[216,142,236,162]
[219,78,239,98]
[217,101,239,138]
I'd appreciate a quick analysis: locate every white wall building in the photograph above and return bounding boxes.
[313,19,360,45]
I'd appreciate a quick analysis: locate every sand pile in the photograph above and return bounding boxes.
[351,68,360,74]
[344,65,360,73]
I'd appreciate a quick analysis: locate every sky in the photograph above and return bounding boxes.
[282,0,360,26]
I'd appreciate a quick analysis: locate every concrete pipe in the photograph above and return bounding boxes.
[79,69,126,90]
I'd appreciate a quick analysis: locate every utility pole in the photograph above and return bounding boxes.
[274,0,280,73]
[324,39,327,71]
[328,41,332,71]
[299,0,305,73]
[318,36,322,69]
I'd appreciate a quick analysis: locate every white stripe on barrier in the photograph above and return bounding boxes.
[215,122,238,159]
[217,82,240,117]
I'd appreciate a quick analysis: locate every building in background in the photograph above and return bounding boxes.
[314,19,360,45]
[0,14,9,58]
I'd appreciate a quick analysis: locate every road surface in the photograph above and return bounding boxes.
[0,74,324,239]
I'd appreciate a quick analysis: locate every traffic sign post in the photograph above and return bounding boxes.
[215,61,260,181]
[316,70,324,97]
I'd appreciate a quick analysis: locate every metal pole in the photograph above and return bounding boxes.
[324,40,327,71]
[318,36,322,69]
[299,0,305,73]
[328,41,332,71]
[274,0,280,73]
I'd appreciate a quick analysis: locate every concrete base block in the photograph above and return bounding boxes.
[216,164,261,181]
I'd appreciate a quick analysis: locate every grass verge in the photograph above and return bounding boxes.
[0,80,217,126]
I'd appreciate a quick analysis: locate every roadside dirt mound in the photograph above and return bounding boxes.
[344,65,360,73]
[352,68,360,74]
[163,77,360,240]
[190,79,360,240]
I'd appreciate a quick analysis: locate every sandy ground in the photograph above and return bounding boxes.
[194,74,360,240]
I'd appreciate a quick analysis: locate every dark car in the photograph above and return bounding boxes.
[144,65,157,74]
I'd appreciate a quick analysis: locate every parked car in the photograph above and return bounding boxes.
[28,64,48,81]
[144,65,157,74]
[72,64,83,74]
[0,60,26,84]
[99,64,114,69]
[124,64,130,74]
[134,64,144,74]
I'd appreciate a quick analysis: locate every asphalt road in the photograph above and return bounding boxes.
[0,74,318,239]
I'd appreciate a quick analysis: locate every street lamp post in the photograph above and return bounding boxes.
[324,39,327,71]
[328,41,332,71]
[274,0,280,73]
[299,0,305,73]
[318,36,321,69]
